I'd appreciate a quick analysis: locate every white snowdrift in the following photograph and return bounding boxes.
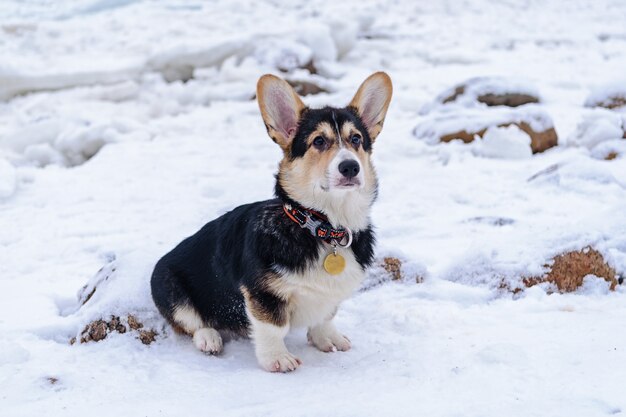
[0,65,144,101]
[3,117,152,168]
[584,79,626,108]
[146,37,252,82]
[0,158,17,198]
[0,19,363,170]
[568,109,625,149]
[0,21,358,101]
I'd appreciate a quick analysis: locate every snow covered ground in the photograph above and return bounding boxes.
[1,0,626,416]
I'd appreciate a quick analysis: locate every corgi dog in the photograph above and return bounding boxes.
[151,72,392,372]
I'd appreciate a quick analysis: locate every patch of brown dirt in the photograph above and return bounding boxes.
[380,257,424,283]
[127,314,143,330]
[139,330,158,345]
[78,315,157,345]
[382,257,403,280]
[80,319,109,343]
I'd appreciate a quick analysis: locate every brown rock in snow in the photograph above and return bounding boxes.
[438,77,540,108]
[522,247,618,293]
[439,121,557,154]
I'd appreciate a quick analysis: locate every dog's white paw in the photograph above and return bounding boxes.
[329,334,351,352]
[308,329,351,352]
[258,351,302,373]
[193,328,223,355]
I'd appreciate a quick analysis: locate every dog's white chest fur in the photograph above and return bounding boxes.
[275,247,364,328]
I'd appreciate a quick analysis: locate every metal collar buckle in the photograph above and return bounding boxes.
[334,227,353,249]
[301,213,322,235]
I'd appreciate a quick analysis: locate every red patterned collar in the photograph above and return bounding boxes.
[282,202,353,247]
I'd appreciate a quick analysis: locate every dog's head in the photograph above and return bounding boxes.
[257,72,392,230]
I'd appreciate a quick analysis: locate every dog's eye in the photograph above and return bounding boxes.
[351,134,361,146]
[313,136,325,148]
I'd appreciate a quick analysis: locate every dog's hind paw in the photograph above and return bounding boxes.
[193,328,223,355]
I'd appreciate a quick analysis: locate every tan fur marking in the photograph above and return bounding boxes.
[305,122,336,146]
[169,322,188,335]
[172,305,205,335]
[241,283,289,327]
[278,120,342,196]
[340,121,357,144]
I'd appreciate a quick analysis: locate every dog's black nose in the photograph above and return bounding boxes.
[338,160,360,179]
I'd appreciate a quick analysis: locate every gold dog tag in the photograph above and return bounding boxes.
[324,253,345,275]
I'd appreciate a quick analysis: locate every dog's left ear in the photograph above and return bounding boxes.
[257,74,305,152]
[349,72,393,142]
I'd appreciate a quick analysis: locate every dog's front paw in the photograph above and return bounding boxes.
[193,328,223,355]
[258,351,302,373]
[308,328,351,352]
[330,334,351,352]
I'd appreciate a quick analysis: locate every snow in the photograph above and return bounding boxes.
[1,0,626,416]
[591,139,626,160]
[579,274,612,295]
[585,79,626,108]
[253,39,313,72]
[473,125,533,159]
[569,109,625,149]
[0,158,17,198]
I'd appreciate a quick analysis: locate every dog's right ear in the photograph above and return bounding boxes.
[257,74,305,151]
